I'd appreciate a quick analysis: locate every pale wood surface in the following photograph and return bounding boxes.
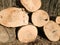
[18,25,38,43]
[0,0,60,45]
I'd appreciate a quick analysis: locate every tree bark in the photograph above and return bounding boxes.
[41,0,58,17]
[0,0,16,11]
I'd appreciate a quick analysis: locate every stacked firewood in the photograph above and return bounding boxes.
[0,0,60,44]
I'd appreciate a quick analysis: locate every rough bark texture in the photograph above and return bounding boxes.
[0,0,60,45]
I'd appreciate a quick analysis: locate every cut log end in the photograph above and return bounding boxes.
[18,25,38,43]
[43,21,60,41]
[32,10,49,27]
[20,0,42,12]
[56,16,60,25]
[0,25,9,43]
[0,7,29,27]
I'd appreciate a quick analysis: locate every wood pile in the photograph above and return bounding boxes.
[0,0,60,45]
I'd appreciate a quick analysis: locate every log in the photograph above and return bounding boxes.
[32,10,49,27]
[43,21,60,41]
[0,25,16,43]
[56,16,60,25]
[0,0,59,44]
[20,0,41,12]
[18,25,38,43]
[6,27,16,42]
[0,25,9,43]
[0,7,29,27]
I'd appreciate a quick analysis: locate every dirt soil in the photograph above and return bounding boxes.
[0,0,60,45]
